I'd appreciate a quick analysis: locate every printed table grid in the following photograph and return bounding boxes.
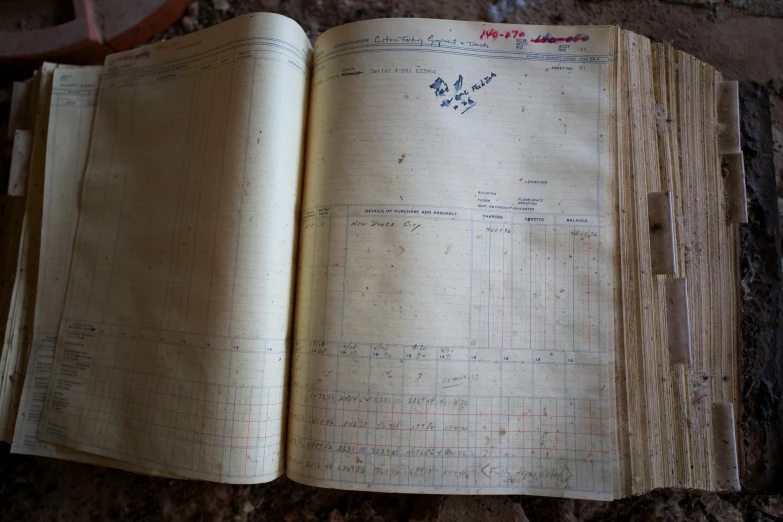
[289,203,612,494]
[38,32,310,483]
[288,392,610,492]
[289,33,615,493]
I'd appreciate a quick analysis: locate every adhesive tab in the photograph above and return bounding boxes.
[718,81,740,155]
[7,79,31,141]
[664,278,691,365]
[8,130,32,197]
[647,191,676,275]
[723,152,748,224]
[711,402,740,491]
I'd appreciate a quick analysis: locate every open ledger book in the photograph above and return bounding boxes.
[0,13,746,500]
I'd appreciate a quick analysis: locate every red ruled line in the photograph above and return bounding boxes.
[389,396,394,480]
[245,388,252,476]
[590,400,595,490]
[212,386,220,471]
[291,398,613,421]
[424,400,427,485]
[457,396,461,487]
[79,405,282,440]
[289,416,609,437]
[289,433,611,454]
[555,400,559,488]
[587,235,591,349]
[87,378,269,407]
[80,388,282,426]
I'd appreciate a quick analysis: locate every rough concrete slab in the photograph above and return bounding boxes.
[737,81,783,493]
[0,0,190,63]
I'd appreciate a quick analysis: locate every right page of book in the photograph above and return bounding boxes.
[288,19,621,500]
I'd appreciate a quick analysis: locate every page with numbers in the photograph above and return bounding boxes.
[287,19,621,499]
[37,13,311,483]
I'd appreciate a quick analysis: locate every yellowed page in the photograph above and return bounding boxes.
[37,13,311,483]
[287,19,619,499]
[0,64,56,442]
[12,66,102,454]
[11,66,196,480]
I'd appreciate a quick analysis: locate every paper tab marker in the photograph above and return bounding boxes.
[717,81,740,155]
[712,402,740,491]
[648,191,676,275]
[664,278,691,365]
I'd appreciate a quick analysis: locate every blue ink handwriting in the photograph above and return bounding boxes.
[429,72,497,114]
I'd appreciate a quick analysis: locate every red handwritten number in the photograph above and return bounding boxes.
[530,33,590,43]
[479,28,525,40]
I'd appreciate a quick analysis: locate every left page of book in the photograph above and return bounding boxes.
[12,66,102,454]
[37,13,312,484]
[0,65,54,442]
[10,65,191,480]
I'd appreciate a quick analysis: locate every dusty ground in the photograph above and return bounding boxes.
[0,0,75,33]
[1,0,782,520]
[1,449,783,521]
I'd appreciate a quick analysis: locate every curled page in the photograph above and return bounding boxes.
[37,13,312,484]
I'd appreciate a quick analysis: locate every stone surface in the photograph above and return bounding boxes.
[0,0,102,63]
[103,0,192,52]
[738,81,783,493]
[0,0,190,63]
